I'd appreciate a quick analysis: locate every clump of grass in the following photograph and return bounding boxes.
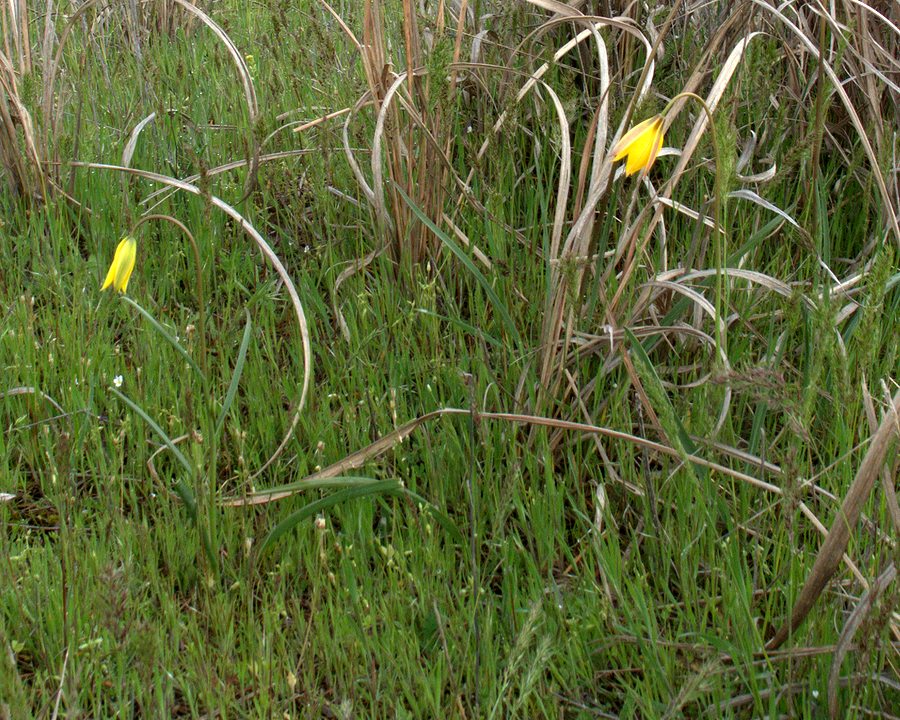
[315,0,471,272]
[0,1,46,201]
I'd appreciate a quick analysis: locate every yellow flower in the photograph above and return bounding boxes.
[101,236,137,293]
[612,115,665,177]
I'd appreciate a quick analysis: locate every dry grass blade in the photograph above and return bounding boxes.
[371,72,414,240]
[537,79,572,265]
[332,242,390,342]
[663,267,796,299]
[170,0,259,197]
[767,391,900,650]
[474,17,648,172]
[441,212,492,270]
[70,161,313,483]
[122,112,157,168]
[342,92,377,206]
[727,189,800,228]
[320,0,454,266]
[3,0,31,75]
[315,0,362,50]
[140,148,314,212]
[0,47,45,200]
[164,1,257,116]
[863,380,900,534]
[654,196,721,230]
[827,562,897,720]
[291,107,352,134]
[222,407,783,507]
[0,385,67,417]
[532,9,668,395]
[521,0,581,18]
[534,56,634,385]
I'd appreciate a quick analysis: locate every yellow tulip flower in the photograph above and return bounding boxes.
[612,115,665,177]
[101,236,137,293]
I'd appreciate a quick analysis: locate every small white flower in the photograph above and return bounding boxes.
[113,375,123,388]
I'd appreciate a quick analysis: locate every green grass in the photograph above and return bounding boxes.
[1,1,899,717]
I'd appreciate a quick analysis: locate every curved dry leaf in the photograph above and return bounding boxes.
[0,386,67,417]
[520,0,582,18]
[332,242,390,342]
[222,407,784,507]
[172,0,257,120]
[344,92,377,206]
[539,81,572,264]
[122,112,156,168]
[736,131,757,173]
[669,267,797,300]
[654,194,720,230]
[470,29,492,64]
[44,0,259,198]
[728,189,799,228]
[371,73,409,238]
[736,163,777,183]
[140,149,315,214]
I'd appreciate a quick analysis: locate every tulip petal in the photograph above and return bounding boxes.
[645,127,665,173]
[612,115,665,177]
[612,116,659,161]
[101,261,117,291]
[101,236,137,293]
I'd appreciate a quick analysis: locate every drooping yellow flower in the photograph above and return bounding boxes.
[612,115,665,177]
[101,236,137,293]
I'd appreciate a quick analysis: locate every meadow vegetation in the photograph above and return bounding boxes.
[0,0,898,717]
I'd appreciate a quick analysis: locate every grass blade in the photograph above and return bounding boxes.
[215,309,252,437]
